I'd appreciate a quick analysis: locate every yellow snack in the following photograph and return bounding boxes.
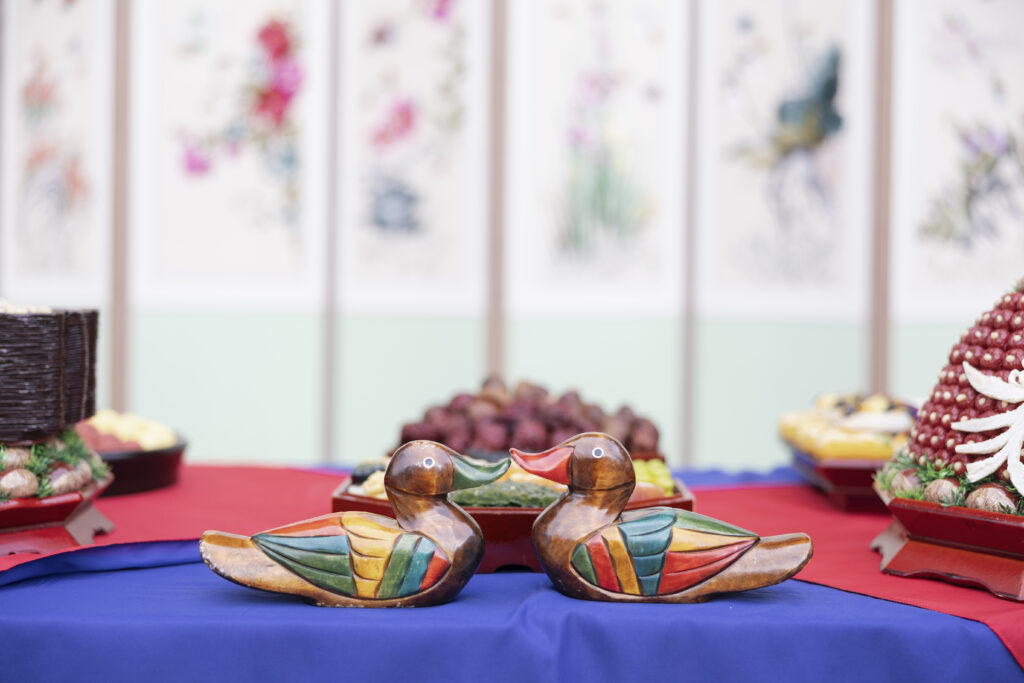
[859,394,891,413]
[361,470,387,499]
[633,459,674,495]
[87,410,178,450]
[496,461,567,491]
[779,393,913,461]
[814,430,894,460]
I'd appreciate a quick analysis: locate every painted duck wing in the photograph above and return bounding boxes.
[253,512,449,600]
[571,508,677,596]
[655,510,758,595]
[570,508,759,597]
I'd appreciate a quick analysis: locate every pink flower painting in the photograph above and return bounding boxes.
[179,17,304,226]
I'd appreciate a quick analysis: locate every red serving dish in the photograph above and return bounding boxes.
[0,475,114,556]
[331,475,695,572]
[872,487,1024,601]
[790,448,888,512]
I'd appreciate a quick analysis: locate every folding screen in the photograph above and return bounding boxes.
[334,0,491,461]
[504,0,688,462]
[693,0,875,467]
[129,0,330,461]
[0,0,114,405]
[889,0,1024,399]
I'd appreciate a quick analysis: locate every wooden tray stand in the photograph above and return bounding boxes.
[871,496,1024,602]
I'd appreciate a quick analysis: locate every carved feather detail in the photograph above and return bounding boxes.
[952,360,1024,490]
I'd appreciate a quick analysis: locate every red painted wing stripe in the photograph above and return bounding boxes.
[263,514,348,538]
[585,535,621,592]
[662,539,754,573]
[658,552,749,595]
[419,548,451,590]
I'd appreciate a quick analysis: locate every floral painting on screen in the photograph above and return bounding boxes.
[2,0,111,302]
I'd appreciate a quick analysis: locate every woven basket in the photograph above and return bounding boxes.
[0,309,98,442]
[61,309,98,423]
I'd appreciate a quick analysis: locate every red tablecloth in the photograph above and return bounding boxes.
[3,465,1023,666]
[0,465,337,572]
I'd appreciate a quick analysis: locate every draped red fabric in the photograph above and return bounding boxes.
[0,465,338,572]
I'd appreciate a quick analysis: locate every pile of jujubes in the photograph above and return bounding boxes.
[399,378,660,456]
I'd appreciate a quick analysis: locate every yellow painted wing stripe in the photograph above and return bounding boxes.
[342,512,402,540]
[601,527,641,595]
[350,550,387,581]
[670,528,755,552]
[352,574,378,598]
[347,533,394,558]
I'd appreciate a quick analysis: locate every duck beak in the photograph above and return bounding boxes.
[509,446,572,486]
[451,455,510,490]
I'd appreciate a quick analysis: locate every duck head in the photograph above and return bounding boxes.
[510,432,634,491]
[386,440,510,496]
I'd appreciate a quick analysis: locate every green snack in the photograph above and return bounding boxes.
[449,480,562,508]
[634,459,674,495]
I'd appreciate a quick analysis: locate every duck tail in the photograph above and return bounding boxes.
[742,533,814,587]
[200,530,283,591]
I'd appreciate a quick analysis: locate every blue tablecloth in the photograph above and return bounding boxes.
[0,545,1018,682]
[1,467,1021,682]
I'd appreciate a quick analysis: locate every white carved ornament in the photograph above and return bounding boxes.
[952,360,1024,491]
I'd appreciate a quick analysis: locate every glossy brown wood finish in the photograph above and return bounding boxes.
[200,441,508,607]
[514,433,813,603]
[331,475,696,572]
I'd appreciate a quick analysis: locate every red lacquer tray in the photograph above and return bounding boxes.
[790,448,888,512]
[331,476,695,573]
[0,476,115,556]
[871,489,1024,601]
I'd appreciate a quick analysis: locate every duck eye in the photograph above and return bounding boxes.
[423,457,435,468]
[592,447,604,458]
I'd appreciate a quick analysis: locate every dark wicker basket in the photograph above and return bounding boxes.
[0,309,98,442]
[61,310,98,423]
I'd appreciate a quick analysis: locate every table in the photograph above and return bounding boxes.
[0,466,1021,682]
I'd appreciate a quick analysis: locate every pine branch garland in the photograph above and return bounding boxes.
[877,446,1024,516]
[35,475,53,499]
[12,435,106,498]
[89,457,110,480]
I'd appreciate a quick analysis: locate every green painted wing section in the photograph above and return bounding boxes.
[398,538,437,597]
[254,534,357,596]
[638,575,660,595]
[571,544,598,585]
[376,534,420,599]
[253,533,353,576]
[672,509,757,538]
[617,510,675,595]
[617,509,677,536]
[632,553,666,578]
[619,511,675,557]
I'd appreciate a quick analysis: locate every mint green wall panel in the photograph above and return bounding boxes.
[335,316,485,465]
[507,317,683,465]
[131,312,322,464]
[693,319,867,470]
[889,322,963,403]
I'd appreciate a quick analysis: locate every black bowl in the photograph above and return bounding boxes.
[99,439,186,496]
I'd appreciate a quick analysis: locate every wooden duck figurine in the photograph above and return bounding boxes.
[510,433,813,603]
[200,441,509,607]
